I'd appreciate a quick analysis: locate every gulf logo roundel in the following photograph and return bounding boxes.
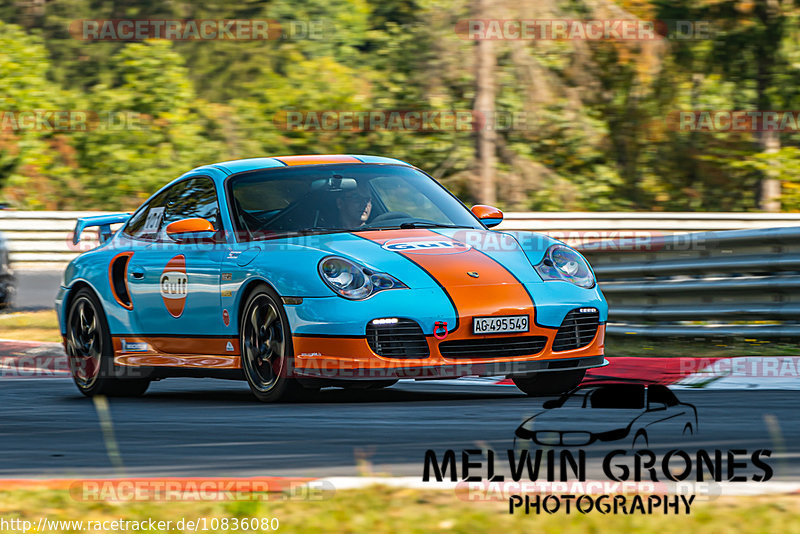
[161,255,188,318]
[381,238,471,255]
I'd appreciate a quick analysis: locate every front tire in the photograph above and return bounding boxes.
[512,369,586,397]
[65,288,150,397]
[240,285,303,402]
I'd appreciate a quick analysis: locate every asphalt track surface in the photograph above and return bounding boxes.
[1,375,799,480]
[3,271,800,482]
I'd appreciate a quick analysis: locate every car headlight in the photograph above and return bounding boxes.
[318,256,407,300]
[534,244,596,289]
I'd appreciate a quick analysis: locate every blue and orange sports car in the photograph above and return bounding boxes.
[56,155,608,402]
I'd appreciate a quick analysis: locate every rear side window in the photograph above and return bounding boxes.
[123,189,171,240]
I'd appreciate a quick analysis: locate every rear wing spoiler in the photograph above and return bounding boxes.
[73,213,131,245]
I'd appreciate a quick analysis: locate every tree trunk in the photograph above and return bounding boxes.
[756,0,782,212]
[474,0,496,205]
[758,131,782,212]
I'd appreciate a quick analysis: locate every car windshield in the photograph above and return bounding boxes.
[227,164,483,238]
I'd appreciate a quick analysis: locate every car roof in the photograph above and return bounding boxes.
[194,154,412,177]
[136,155,415,212]
[570,381,649,393]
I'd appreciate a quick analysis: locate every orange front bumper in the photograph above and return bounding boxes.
[292,324,605,380]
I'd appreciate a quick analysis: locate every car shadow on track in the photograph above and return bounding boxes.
[95,383,528,405]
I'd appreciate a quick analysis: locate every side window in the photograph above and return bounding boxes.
[122,188,171,240]
[160,177,221,239]
[590,385,645,409]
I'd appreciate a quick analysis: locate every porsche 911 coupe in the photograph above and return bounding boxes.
[56,155,608,402]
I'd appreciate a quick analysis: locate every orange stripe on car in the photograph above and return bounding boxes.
[274,155,362,166]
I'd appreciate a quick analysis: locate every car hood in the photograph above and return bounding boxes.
[257,227,559,288]
[520,407,644,434]
[243,227,591,302]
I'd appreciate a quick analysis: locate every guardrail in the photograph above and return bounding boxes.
[2,211,800,338]
[0,211,114,266]
[4,210,800,268]
[579,226,800,338]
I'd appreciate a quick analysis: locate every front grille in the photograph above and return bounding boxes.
[534,431,593,447]
[439,336,547,359]
[366,319,429,359]
[552,308,600,351]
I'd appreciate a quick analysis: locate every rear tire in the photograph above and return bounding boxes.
[240,285,304,402]
[512,369,586,397]
[65,288,150,397]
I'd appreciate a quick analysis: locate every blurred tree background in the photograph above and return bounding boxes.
[1,0,800,211]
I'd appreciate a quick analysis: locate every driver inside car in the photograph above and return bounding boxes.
[336,182,373,228]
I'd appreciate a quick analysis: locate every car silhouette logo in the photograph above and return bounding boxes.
[514,381,698,448]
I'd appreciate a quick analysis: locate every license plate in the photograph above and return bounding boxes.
[472,315,529,335]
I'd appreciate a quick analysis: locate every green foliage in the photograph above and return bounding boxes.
[0,20,79,208]
[2,0,800,211]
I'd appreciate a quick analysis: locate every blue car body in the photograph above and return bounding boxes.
[56,155,608,384]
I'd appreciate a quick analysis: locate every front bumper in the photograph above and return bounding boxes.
[292,324,606,380]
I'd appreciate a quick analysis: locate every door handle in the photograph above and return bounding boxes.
[129,265,145,279]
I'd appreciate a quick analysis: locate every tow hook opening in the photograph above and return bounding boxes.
[433,321,448,340]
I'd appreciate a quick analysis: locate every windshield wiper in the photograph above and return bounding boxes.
[250,227,348,240]
[352,222,470,230]
[299,227,346,233]
[398,222,467,229]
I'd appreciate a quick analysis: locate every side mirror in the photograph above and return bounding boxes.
[648,402,667,412]
[166,218,216,243]
[542,399,561,409]
[471,205,503,228]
